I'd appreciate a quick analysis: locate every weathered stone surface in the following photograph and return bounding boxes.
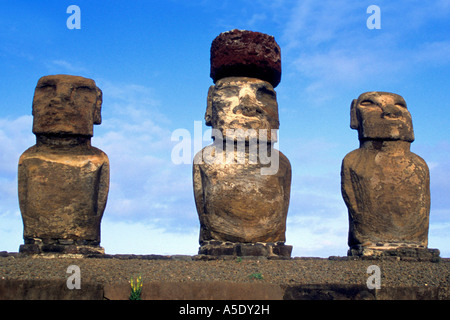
[341,92,433,257]
[205,77,279,141]
[348,246,440,262]
[194,146,291,243]
[103,281,285,300]
[32,75,102,137]
[0,280,104,300]
[198,241,292,258]
[210,29,282,88]
[194,31,291,256]
[18,74,109,254]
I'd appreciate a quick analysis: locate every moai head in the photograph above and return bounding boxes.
[32,75,103,137]
[205,77,279,140]
[206,29,281,142]
[350,91,415,142]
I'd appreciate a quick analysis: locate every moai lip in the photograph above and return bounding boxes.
[341,91,437,260]
[18,74,109,255]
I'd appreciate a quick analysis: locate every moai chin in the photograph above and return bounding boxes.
[18,74,109,255]
[193,29,292,257]
[341,91,439,260]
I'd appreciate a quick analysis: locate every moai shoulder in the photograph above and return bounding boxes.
[18,74,109,255]
[341,91,438,260]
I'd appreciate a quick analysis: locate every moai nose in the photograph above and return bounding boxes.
[239,86,258,109]
[381,104,402,118]
[54,83,74,102]
[239,95,254,108]
[239,86,256,101]
[232,86,259,116]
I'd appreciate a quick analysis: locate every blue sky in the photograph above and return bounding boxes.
[0,1,449,257]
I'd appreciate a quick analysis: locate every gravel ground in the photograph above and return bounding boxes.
[1,253,450,289]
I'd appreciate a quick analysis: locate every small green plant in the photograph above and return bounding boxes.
[248,272,263,280]
[129,275,143,300]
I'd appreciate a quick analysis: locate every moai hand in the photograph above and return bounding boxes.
[18,75,109,255]
[193,30,292,257]
[341,92,438,259]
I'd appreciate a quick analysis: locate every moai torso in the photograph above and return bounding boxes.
[18,75,109,254]
[193,30,292,257]
[194,140,291,244]
[341,92,432,257]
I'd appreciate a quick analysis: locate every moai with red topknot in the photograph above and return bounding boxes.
[193,30,292,257]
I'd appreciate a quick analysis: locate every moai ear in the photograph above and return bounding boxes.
[350,99,359,130]
[93,87,102,125]
[205,85,215,126]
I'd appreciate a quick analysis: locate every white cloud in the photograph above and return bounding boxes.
[413,41,450,65]
[0,115,33,176]
[101,219,199,255]
[90,80,198,231]
[46,60,88,74]
[0,211,22,252]
[247,13,267,28]
[287,209,349,257]
[280,1,363,50]
[429,220,450,258]
[277,1,450,106]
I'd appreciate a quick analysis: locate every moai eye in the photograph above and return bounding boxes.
[75,86,96,99]
[359,99,377,107]
[76,85,93,91]
[256,86,276,105]
[359,100,374,106]
[257,86,275,97]
[220,85,240,98]
[36,83,56,98]
[38,83,56,91]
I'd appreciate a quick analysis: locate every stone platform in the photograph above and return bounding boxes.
[198,241,292,258]
[1,252,449,301]
[348,245,441,262]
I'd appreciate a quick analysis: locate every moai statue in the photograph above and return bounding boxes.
[18,74,109,255]
[341,91,439,259]
[193,29,292,257]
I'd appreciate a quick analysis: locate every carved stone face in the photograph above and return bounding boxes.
[205,77,279,141]
[350,91,414,142]
[32,75,102,137]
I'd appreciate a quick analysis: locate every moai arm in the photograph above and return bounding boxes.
[193,151,208,241]
[280,151,292,211]
[340,151,364,247]
[424,160,431,215]
[192,162,204,216]
[96,153,110,217]
[17,151,30,221]
[340,153,358,219]
[413,153,431,220]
